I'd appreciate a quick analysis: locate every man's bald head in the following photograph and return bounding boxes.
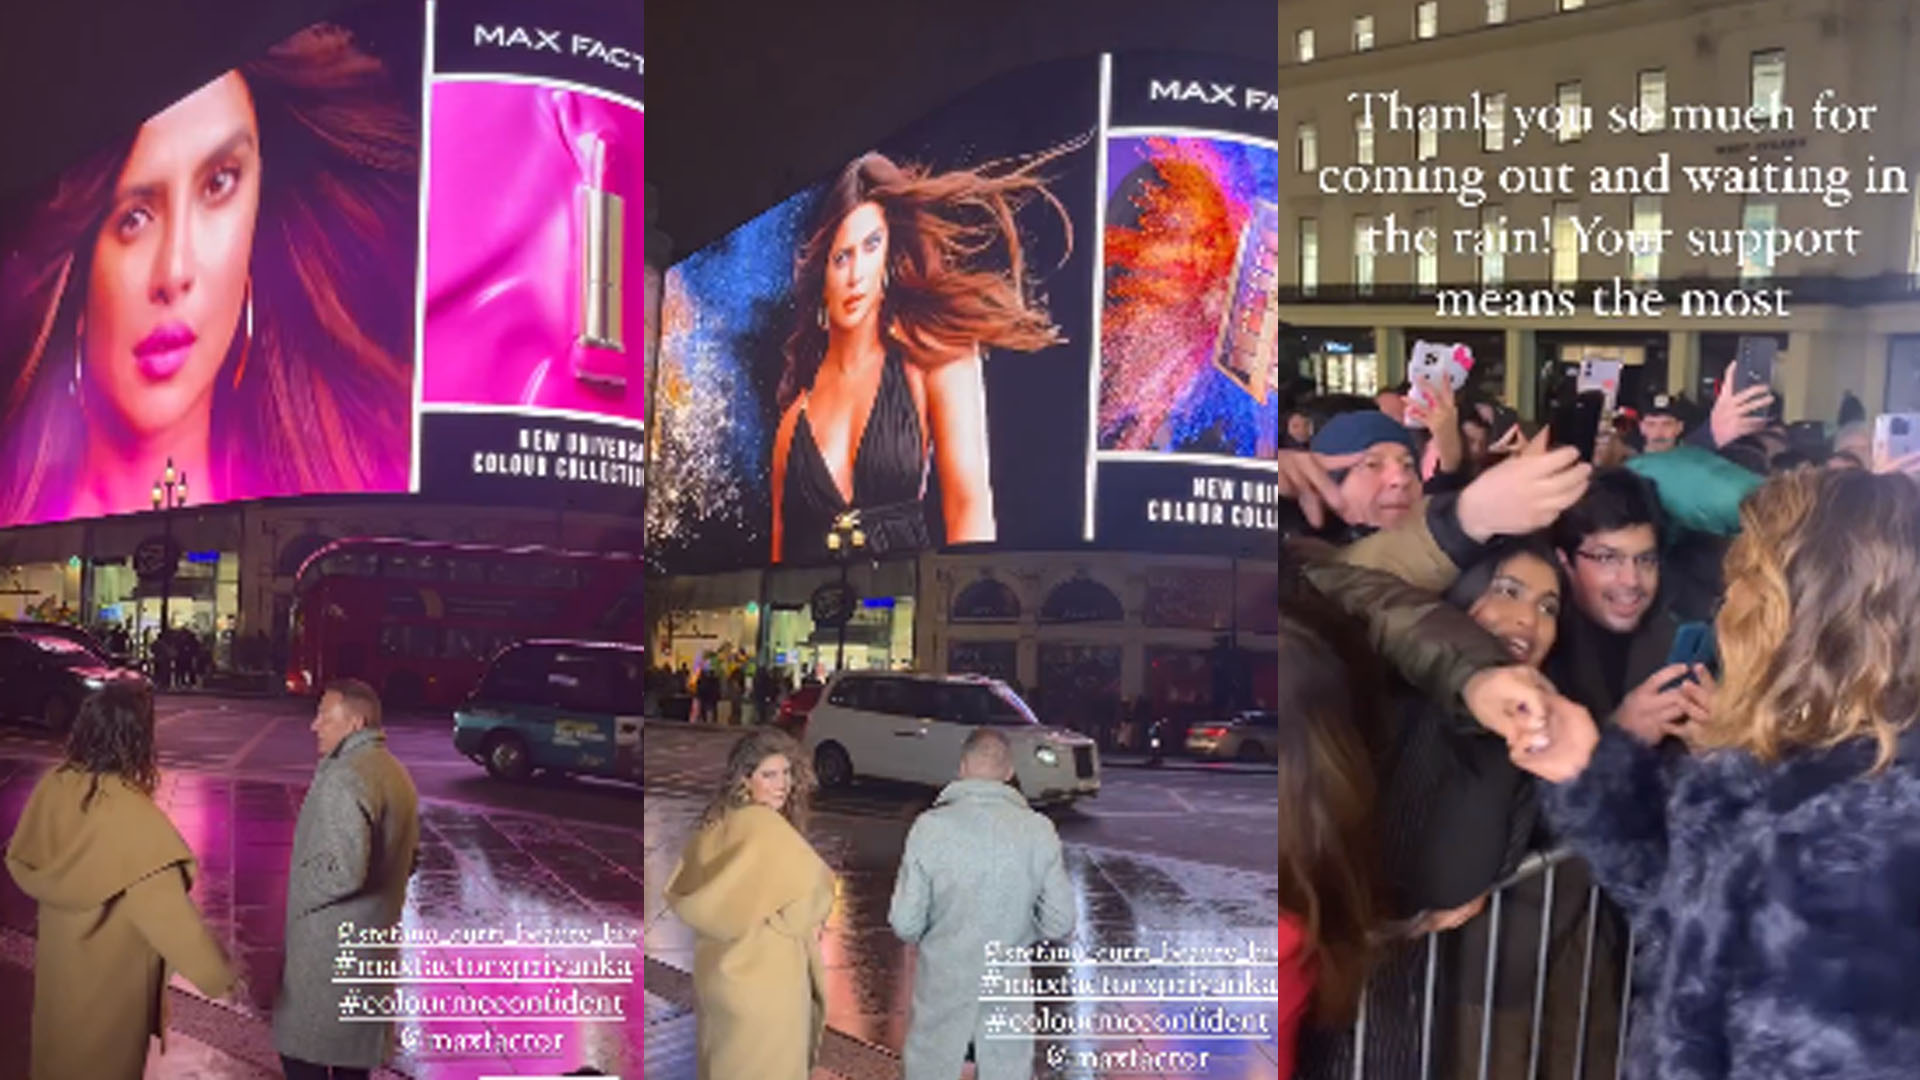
[959,728,1014,782]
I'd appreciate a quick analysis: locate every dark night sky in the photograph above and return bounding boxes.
[0,0,1275,260]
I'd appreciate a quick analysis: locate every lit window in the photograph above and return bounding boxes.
[1354,216,1376,293]
[1417,1,1440,38]
[1630,196,1662,283]
[1356,113,1376,165]
[1636,70,1667,132]
[1299,218,1320,294]
[1418,108,1439,161]
[1296,28,1316,62]
[1415,209,1438,288]
[1557,81,1584,143]
[1560,0,1585,9]
[1483,92,1506,151]
[1354,15,1375,50]
[1751,49,1786,124]
[1297,123,1318,172]
[1480,204,1506,287]
[1486,0,1507,23]
[1553,201,1580,285]
[1909,188,1920,275]
[1741,200,1778,281]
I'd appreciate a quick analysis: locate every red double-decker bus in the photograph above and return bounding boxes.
[287,538,642,708]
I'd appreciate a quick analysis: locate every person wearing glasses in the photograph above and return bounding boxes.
[1546,470,1691,740]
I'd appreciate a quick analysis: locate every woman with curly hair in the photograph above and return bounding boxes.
[1535,466,1920,1079]
[769,142,1080,563]
[5,682,238,1077]
[0,21,416,526]
[665,728,837,1080]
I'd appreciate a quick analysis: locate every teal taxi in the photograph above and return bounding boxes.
[453,639,642,784]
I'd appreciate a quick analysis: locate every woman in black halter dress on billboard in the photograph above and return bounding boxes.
[770,147,1076,565]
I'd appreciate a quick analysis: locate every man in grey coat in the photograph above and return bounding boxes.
[275,679,420,1080]
[889,728,1076,1080]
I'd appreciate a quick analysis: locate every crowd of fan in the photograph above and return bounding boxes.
[1274,363,1920,1080]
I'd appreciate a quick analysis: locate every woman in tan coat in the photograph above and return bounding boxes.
[666,728,838,1080]
[4,682,237,1079]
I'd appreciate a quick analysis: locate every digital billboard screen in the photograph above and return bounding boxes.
[648,52,1276,574]
[0,0,644,529]
[1089,53,1280,551]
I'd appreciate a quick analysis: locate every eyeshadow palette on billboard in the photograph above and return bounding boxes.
[1087,52,1281,554]
[648,51,1276,574]
[0,0,643,529]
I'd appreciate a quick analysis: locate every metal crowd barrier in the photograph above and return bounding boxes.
[1346,848,1638,1080]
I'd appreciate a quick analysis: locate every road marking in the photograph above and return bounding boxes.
[221,717,284,771]
[1163,786,1198,814]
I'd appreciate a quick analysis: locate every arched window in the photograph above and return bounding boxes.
[275,533,336,578]
[952,578,1021,622]
[1039,576,1123,624]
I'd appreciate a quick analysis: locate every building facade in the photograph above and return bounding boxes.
[0,500,643,672]
[643,550,1280,725]
[1278,0,1920,422]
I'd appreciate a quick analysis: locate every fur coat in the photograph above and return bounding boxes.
[1542,723,1920,1079]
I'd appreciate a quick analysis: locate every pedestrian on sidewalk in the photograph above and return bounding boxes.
[5,683,241,1080]
[273,679,420,1080]
[695,666,721,725]
[888,728,1076,1080]
[666,729,837,1080]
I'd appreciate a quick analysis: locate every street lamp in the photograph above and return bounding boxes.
[824,510,866,672]
[152,458,187,633]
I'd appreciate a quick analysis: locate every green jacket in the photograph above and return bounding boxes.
[1625,445,1762,538]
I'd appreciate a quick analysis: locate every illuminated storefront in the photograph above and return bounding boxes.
[1285,328,1381,397]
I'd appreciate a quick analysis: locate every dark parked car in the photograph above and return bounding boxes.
[0,621,115,662]
[0,632,149,732]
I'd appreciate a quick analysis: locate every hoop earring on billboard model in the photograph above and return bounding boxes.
[231,277,254,389]
[71,317,84,403]
[817,303,827,331]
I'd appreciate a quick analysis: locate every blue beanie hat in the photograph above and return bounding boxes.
[1310,409,1417,459]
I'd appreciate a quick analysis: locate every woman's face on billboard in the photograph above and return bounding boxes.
[822,201,888,334]
[84,70,261,439]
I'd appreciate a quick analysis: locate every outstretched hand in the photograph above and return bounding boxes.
[1462,665,1553,750]
[1278,450,1360,529]
[1508,693,1600,784]
[1711,361,1775,448]
[1873,449,1920,478]
[1456,441,1591,542]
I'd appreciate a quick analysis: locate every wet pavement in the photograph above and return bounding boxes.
[644,723,1281,875]
[643,724,1282,1080]
[0,695,642,1079]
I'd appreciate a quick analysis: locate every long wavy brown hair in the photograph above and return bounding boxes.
[62,682,160,811]
[775,140,1085,412]
[697,728,817,834]
[1702,467,1920,771]
[1277,596,1384,1027]
[0,23,416,525]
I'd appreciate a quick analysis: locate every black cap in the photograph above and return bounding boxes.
[1643,392,1686,420]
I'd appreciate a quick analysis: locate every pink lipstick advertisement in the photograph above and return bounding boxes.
[421,81,644,419]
